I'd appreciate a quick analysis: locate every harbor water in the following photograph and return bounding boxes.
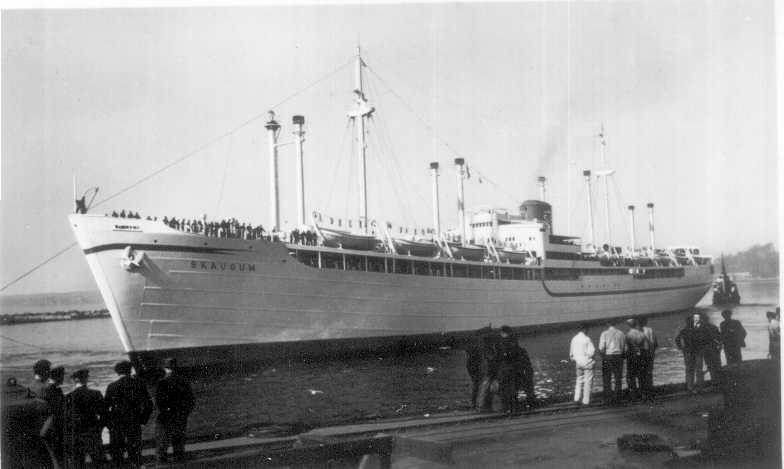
[0,279,778,440]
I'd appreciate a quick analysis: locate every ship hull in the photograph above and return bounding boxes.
[70,215,713,372]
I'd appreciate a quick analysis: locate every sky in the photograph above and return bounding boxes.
[0,1,778,295]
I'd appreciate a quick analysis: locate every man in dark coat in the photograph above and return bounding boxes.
[155,358,194,463]
[464,330,486,409]
[694,313,722,386]
[65,368,106,468]
[675,314,702,392]
[41,366,66,468]
[720,309,747,365]
[495,326,536,415]
[105,361,152,467]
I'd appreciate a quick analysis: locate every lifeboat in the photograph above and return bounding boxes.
[449,243,486,261]
[393,238,440,257]
[498,249,530,264]
[317,226,378,251]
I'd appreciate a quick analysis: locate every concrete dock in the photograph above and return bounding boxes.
[141,360,779,468]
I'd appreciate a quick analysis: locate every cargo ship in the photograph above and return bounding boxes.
[69,49,714,373]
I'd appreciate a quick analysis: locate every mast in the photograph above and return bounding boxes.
[347,45,375,233]
[292,115,306,227]
[647,202,656,252]
[455,158,467,245]
[596,125,615,246]
[265,111,281,231]
[430,162,441,238]
[628,205,636,254]
[584,170,595,251]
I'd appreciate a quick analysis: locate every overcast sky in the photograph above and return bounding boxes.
[1,1,778,295]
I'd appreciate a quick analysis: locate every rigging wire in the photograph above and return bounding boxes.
[1,58,355,293]
[0,242,78,293]
[365,63,519,207]
[215,134,234,216]
[322,119,353,214]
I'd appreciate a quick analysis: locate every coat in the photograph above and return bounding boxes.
[154,374,194,425]
[105,375,153,428]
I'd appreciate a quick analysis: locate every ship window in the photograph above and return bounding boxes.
[394,258,412,274]
[346,255,363,271]
[452,264,466,278]
[482,266,496,279]
[367,256,385,273]
[413,261,429,275]
[296,250,319,268]
[468,265,482,279]
[321,253,343,270]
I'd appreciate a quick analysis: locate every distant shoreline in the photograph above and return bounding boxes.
[0,309,109,325]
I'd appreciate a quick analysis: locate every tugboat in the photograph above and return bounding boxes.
[713,255,741,305]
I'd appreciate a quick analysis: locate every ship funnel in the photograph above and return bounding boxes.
[265,111,281,231]
[628,205,636,254]
[293,115,306,227]
[584,170,595,250]
[537,176,547,202]
[647,202,656,252]
[430,162,441,238]
[455,158,467,245]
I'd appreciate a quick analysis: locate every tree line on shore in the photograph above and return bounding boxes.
[0,309,109,325]
[724,243,778,279]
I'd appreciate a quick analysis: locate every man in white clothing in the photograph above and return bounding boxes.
[569,323,596,405]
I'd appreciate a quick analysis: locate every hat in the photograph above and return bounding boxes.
[500,325,512,334]
[72,368,89,382]
[162,357,177,370]
[50,366,65,381]
[114,360,132,375]
[33,359,51,377]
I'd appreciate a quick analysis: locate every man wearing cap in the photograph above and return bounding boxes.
[41,366,66,468]
[155,358,194,463]
[105,361,153,467]
[638,317,658,398]
[65,368,106,468]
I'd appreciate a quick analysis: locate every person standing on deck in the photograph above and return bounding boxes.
[598,321,627,404]
[638,317,658,398]
[105,361,153,467]
[694,312,722,387]
[41,366,66,468]
[496,326,523,415]
[65,368,106,468]
[720,309,747,365]
[676,314,702,392]
[625,319,650,400]
[569,324,596,406]
[155,358,195,464]
[465,330,486,409]
[767,309,780,361]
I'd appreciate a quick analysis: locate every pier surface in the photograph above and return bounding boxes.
[138,389,730,468]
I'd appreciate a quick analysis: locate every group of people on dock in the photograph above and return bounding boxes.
[466,308,771,413]
[465,325,538,415]
[569,310,752,406]
[13,357,193,468]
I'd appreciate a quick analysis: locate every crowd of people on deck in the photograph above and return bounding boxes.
[107,211,324,244]
[7,358,193,468]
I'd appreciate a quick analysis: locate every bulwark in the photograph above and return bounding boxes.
[190,260,256,272]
